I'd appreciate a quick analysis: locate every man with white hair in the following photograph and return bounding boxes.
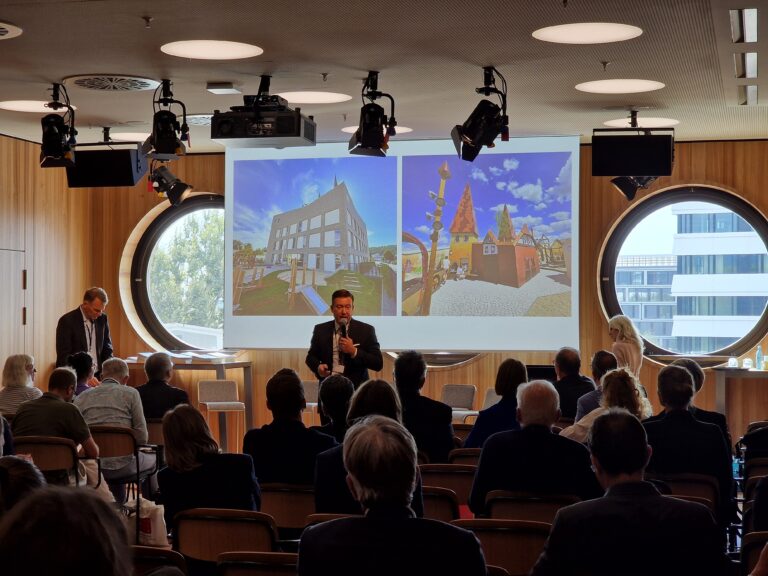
[469,380,602,516]
[299,415,486,575]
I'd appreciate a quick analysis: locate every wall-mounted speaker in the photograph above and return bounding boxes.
[66,148,148,188]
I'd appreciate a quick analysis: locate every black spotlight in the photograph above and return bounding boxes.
[40,83,77,168]
[610,176,657,201]
[143,79,189,161]
[348,71,398,157]
[452,66,509,162]
[151,165,193,206]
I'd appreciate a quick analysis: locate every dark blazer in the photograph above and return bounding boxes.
[530,481,732,576]
[55,307,113,370]
[469,424,602,515]
[463,394,519,449]
[298,506,486,576]
[314,444,424,517]
[399,390,454,464]
[137,379,190,420]
[575,388,602,422]
[553,373,595,420]
[309,421,347,444]
[158,452,261,529]
[242,419,338,484]
[644,405,732,455]
[305,318,383,387]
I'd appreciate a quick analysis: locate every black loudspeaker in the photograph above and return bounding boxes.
[592,133,674,177]
[66,148,148,188]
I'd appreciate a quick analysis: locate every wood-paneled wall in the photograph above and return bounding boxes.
[4,134,768,444]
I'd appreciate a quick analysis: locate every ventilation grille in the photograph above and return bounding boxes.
[0,21,23,40]
[64,75,160,92]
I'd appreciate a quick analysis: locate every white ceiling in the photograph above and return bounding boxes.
[0,0,765,153]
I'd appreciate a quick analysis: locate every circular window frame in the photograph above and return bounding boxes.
[129,193,224,350]
[598,184,768,364]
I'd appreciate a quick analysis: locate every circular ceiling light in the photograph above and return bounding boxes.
[603,117,679,128]
[277,91,352,104]
[341,125,413,135]
[575,79,665,94]
[0,100,77,113]
[0,21,23,40]
[160,40,263,60]
[533,22,642,44]
[109,132,151,142]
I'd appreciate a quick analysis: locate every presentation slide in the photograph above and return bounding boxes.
[224,136,579,351]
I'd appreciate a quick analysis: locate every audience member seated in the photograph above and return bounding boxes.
[243,368,337,484]
[315,379,424,516]
[394,350,454,463]
[561,368,651,443]
[136,352,189,420]
[643,364,733,527]
[607,314,644,377]
[1,415,13,456]
[158,404,261,529]
[574,350,617,422]
[0,354,42,416]
[464,358,527,448]
[530,409,733,576]
[67,351,97,396]
[469,380,602,516]
[552,347,595,420]
[0,456,46,515]
[310,374,354,443]
[75,357,155,503]
[299,415,486,576]
[0,486,132,576]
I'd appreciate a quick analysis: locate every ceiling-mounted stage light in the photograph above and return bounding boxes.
[348,71,398,157]
[610,176,657,201]
[151,165,193,206]
[143,79,189,161]
[452,66,509,162]
[40,83,77,168]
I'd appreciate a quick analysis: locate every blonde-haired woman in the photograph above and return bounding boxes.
[608,314,644,377]
[560,368,652,443]
[0,355,42,416]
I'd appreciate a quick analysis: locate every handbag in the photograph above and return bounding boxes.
[123,498,169,547]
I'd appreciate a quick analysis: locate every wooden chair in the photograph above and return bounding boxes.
[746,475,766,502]
[419,463,477,506]
[302,380,319,426]
[145,418,165,470]
[451,519,551,576]
[218,551,298,576]
[486,566,510,576]
[198,379,246,453]
[646,472,719,515]
[453,423,473,446]
[746,458,768,482]
[132,545,187,575]
[747,421,768,435]
[741,531,768,576]
[485,490,580,523]
[13,435,83,486]
[448,447,481,466]
[422,486,460,522]
[259,483,315,538]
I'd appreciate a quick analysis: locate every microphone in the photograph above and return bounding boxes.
[339,317,348,339]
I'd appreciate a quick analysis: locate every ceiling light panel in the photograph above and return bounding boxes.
[575,79,665,94]
[0,100,76,113]
[603,117,679,128]
[532,22,642,44]
[278,91,352,104]
[341,125,412,134]
[160,40,263,60]
[109,132,151,142]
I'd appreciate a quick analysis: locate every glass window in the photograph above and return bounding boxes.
[309,233,321,248]
[325,208,340,226]
[310,215,321,229]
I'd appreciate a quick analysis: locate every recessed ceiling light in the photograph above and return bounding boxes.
[341,125,413,135]
[532,22,642,44]
[0,21,24,41]
[109,132,151,142]
[278,91,352,104]
[603,117,679,128]
[160,40,263,60]
[0,100,77,113]
[575,79,665,94]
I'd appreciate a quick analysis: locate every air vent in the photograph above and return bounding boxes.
[64,75,160,92]
[0,21,23,40]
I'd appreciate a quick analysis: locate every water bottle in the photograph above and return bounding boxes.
[758,345,763,371]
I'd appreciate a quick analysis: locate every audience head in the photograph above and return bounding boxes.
[66,352,95,382]
[516,380,560,428]
[319,374,354,424]
[343,415,417,510]
[588,408,650,481]
[0,486,131,576]
[266,368,306,419]
[48,367,77,401]
[162,404,219,473]
[601,368,645,418]
[670,358,705,395]
[554,347,581,377]
[608,314,642,346]
[657,364,694,410]
[100,357,128,383]
[2,355,35,389]
[590,350,618,387]
[347,379,402,425]
[393,350,427,393]
[0,456,46,514]
[494,358,528,397]
[144,352,173,382]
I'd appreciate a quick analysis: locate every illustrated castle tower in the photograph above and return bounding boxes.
[448,183,479,270]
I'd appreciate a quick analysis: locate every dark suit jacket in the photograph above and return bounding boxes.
[530,481,732,576]
[137,379,190,420]
[55,307,113,370]
[242,419,338,484]
[305,318,383,387]
[314,444,424,517]
[399,390,454,464]
[469,424,602,515]
[463,394,520,449]
[553,373,595,420]
[644,405,732,455]
[298,506,486,576]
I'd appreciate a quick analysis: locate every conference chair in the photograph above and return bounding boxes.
[746,458,768,482]
[481,388,502,409]
[132,545,187,575]
[451,519,551,576]
[741,532,768,576]
[198,379,246,453]
[419,463,477,507]
[747,421,768,435]
[453,423,473,446]
[145,417,165,473]
[218,551,298,576]
[448,447,482,466]
[746,476,766,502]
[485,490,580,523]
[422,486,460,522]
[441,384,478,423]
[13,435,88,487]
[486,566,511,576]
[301,380,319,426]
[259,483,315,540]
[645,472,720,515]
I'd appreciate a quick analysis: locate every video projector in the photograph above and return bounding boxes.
[211,95,316,148]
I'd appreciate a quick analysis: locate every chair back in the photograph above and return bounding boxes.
[482,388,501,409]
[13,436,79,485]
[448,448,481,466]
[746,457,768,481]
[304,513,361,527]
[174,508,277,562]
[218,551,298,576]
[302,381,319,404]
[486,566,510,576]
[747,421,768,435]
[146,418,164,445]
[486,491,580,523]
[646,472,719,515]
[422,486,460,522]
[132,545,187,575]
[741,531,768,576]
[198,380,240,404]
[451,519,551,576]
[419,463,477,506]
[746,475,766,502]
[89,425,137,458]
[441,384,476,410]
[453,423,473,445]
[259,483,316,531]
